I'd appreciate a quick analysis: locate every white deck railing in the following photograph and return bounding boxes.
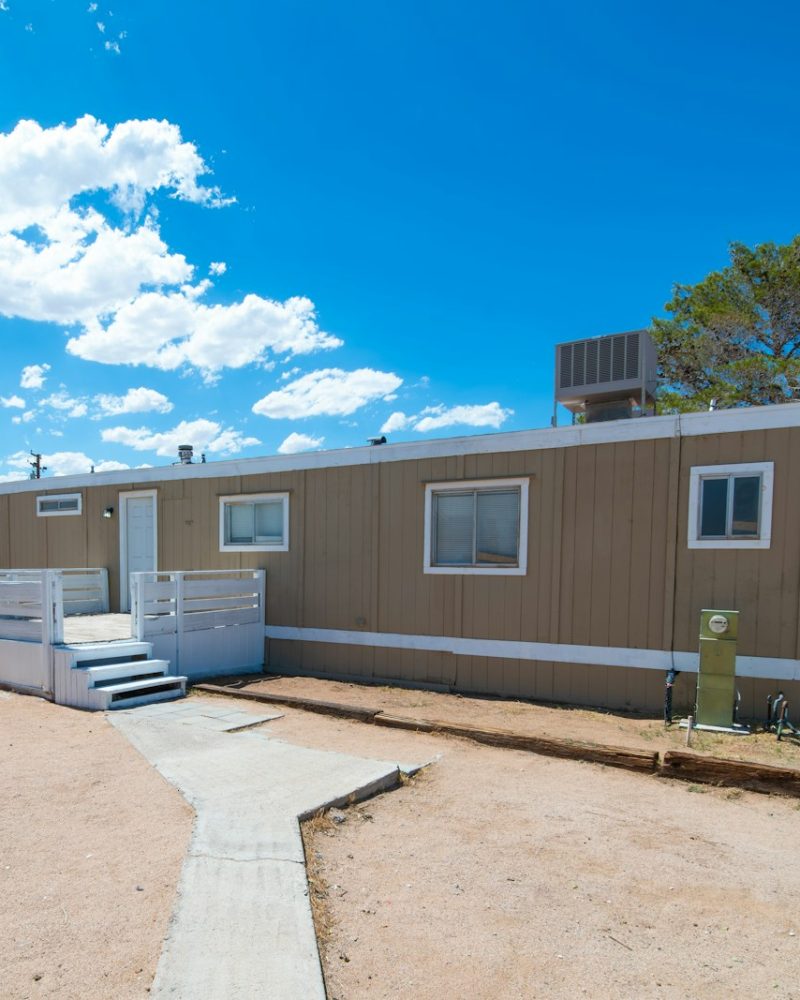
[0,569,64,644]
[59,568,109,616]
[131,569,266,679]
[0,569,64,695]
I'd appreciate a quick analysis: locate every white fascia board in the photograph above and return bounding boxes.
[678,403,800,436]
[2,402,800,498]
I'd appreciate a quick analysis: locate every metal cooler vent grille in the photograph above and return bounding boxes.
[559,332,641,390]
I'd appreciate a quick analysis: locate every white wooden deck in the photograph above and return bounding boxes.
[62,613,133,645]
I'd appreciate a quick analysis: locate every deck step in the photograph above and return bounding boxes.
[91,675,187,711]
[63,641,153,666]
[95,675,185,698]
[86,659,170,687]
[102,686,186,711]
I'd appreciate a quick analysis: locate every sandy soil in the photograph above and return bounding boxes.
[5,683,800,1000]
[242,674,800,768]
[253,705,800,1000]
[0,692,193,1000]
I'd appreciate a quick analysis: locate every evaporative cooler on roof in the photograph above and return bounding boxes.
[555,329,658,422]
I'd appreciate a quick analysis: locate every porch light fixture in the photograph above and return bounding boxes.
[103,506,114,519]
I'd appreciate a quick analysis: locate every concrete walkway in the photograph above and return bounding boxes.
[110,697,426,1000]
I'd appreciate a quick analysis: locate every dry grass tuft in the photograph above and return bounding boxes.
[301,810,339,958]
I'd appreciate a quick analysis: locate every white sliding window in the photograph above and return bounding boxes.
[687,462,773,550]
[219,493,289,552]
[423,477,529,575]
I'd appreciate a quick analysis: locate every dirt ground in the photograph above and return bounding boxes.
[0,692,193,1000]
[242,673,800,768]
[257,704,800,1000]
[4,686,800,1000]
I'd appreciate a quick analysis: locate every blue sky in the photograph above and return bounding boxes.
[0,0,798,478]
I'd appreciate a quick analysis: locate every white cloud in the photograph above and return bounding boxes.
[0,116,349,383]
[66,293,341,379]
[6,449,106,477]
[1,211,192,325]
[0,394,25,409]
[413,402,513,433]
[380,411,411,434]
[94,386,173,417]
[87,3,97,11]
[277,432,324,455]
[93,460,130,472]
[101,418,260,457]
[207,428,261,456]
[0,117,348,384]
[96,20,105,32]
[209,261,226,276]
[41,391,87,418]
[0,115,229,231]
[12,409,37,424]
[20,363,50,389]
[253,368,402,420]
[104,40,120,54]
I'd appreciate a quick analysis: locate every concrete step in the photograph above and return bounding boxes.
[86,659,170,687]
[91,675,187,710]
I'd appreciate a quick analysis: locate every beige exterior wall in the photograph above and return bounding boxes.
[2,423,799,714]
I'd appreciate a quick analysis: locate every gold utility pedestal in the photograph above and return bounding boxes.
[692,609,749,734]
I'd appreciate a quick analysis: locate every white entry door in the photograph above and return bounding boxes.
[119,490,157,611]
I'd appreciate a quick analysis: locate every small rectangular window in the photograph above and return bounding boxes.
[699,474,761,540]
[688,463,773,550]
[219,493,289,552]
[36,493,82,517]
[424,478,529,575]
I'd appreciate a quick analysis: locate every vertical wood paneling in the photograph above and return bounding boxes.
[589,443,615,646]
[627,440,655,649]
[571,445,596,648]
[0,496,9,567]
[557,446,577,644]
[608,443,635,647]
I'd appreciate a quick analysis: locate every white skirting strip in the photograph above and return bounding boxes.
[264,625,800,683]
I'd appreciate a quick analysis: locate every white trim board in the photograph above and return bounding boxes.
[2,402,800,496]
[264,625,800,682]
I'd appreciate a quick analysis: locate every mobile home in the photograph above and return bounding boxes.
[1,401,799,716]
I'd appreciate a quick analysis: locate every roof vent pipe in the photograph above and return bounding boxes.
[178,444,194,465]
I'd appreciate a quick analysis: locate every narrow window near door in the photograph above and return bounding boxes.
[219,493,289,552]
[36,493,82,516]
[688,463,773,549]
[423,478,529,575]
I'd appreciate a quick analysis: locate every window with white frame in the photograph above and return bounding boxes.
[219,493,289,552]
[423,477,529,574]
[36,493,82,517]
[687,462,773,549]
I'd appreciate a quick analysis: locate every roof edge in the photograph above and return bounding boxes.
[1,402,799,496]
